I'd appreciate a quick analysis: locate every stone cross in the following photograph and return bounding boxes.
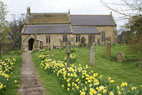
[90,45,95,66]
[66,44,71,67]
[59,39,63,48]
[48,47,51,59]
[106,37,111,59]
[48,43,51,59]
[88,35,93,48]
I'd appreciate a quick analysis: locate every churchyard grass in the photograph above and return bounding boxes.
[32,44,142,95]
[51,45,142,86]
[0,51,22,95]
[32,51,68,95]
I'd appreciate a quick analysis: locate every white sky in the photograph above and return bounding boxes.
[2,0,126,28]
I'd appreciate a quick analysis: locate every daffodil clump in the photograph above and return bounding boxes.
[0,58,16,90]
[39,49,142,95]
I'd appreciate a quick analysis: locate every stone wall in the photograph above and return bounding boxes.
[21,26,117,51]
[96,26,117,44]
[22,34,92,51]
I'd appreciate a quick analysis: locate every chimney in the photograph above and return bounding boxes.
[68,9,71,23]
[68,9,70,15]
[27,7,30,16]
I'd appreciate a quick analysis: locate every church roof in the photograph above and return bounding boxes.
[71,15,116,26]
[26,12,116,26]
[22,24,100,34]
[22,24,71,34]
[23,8,116,35]
[72,26,100,34]
[26,13,70,24]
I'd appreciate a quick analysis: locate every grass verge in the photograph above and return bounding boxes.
[32,51,68,95]
[0,50,22,95]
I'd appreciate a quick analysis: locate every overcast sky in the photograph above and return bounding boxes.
[2,0,126,28]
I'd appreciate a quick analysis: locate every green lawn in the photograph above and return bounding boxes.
[32,51,68,95]
[0,51,22,95]
[32,45,142,95]
[50,45,142,86]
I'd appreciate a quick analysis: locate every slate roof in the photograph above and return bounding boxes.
[26,13,116,26]
[71,15,116,26]
[22,24,100,34]
[72,26,100,34]
[23,11,116,34]
[22,24,71,34]
[26,13,70,24]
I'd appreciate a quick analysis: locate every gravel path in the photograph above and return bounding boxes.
[18,51,45,95]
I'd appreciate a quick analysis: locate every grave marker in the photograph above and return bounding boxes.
[48,43,51,59]
[97,38,100,46]
[90,45,95,66]
[116,52,125,62]
[106,37,111,59]
[88,35,93,48]
[66,44,71,67]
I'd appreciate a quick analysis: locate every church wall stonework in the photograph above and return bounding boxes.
[96,26,117,44]
[22,8,117,51]
[21,25,117,51]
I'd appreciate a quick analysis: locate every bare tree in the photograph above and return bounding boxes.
[101,0,142,60]
[9,15,25,50]
[101,0,142,19]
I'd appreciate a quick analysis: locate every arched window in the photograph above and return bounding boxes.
[63,35,67,42]
[46,36,50,43]
[93,35,95,42]
[76,35,80,42]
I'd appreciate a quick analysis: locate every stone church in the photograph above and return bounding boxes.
[21,7,117,51]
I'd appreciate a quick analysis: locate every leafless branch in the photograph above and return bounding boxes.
[101,0,142,18]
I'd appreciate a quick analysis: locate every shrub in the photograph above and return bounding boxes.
[80,37,86,47]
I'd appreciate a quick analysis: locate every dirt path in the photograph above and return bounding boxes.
[18,51,45,95]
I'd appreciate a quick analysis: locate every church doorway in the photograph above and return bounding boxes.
[28,38,34,50]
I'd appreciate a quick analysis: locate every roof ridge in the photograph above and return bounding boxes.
[31,12,68,15]
[30,13,111,16]
[71,14,110,16]
[71,14,111,16]
[26,24,69,26]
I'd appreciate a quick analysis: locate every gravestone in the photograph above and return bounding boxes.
[48,43,51,59]
[59,39,63,48]
[48,47,51,59]
[66,44,70,67]
[106,37,111,59]
[97,38,100,46]
[88,35,93,48]
[90,45,95,66]
[116,52,125,62]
